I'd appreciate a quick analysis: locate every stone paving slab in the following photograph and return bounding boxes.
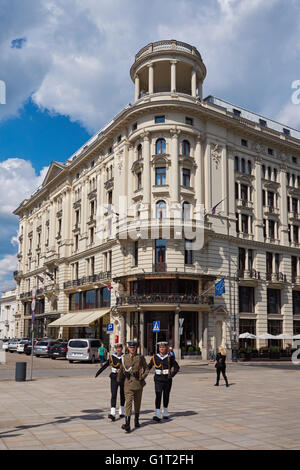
[0,363,299,450]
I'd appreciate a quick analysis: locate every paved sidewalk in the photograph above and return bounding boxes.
[0,363,299,450]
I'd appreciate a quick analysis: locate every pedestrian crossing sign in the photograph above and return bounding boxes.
[152,321,160,332]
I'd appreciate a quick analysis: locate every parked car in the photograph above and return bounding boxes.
[17,340,31,354]
[33,339,59,357]
[8,338,21,352]
[24,342,33,355]
[49,342,68,360]
[2,339,9,350]
[67,339,101,363]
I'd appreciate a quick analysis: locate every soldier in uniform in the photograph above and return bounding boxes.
[148,341,180,421]
[117,340,149,433]
[95,343,125,421]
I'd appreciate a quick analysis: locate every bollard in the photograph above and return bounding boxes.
[15,362,27,382]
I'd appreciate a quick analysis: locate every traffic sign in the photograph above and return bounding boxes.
[107,323,114,333]
[179,318,184,327]
[152,321,160,332]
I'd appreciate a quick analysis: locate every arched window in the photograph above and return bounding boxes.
[247,160,252,175]
[182,140,190,156]
[241,158,246,173]
[156,200,166,220]
[156,138,166,155]
[137,144,142,160]
[182,201,191,221]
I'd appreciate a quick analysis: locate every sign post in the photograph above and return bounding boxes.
[152,321,160,353]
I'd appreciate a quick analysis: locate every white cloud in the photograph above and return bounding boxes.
[0,158,48,215]
[276,103,300,129]
[0,254,17,292]
[0,0,294,133]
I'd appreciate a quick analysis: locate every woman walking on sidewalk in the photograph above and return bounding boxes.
[214,347,229,387]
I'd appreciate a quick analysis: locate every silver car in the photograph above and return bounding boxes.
[67,339,101,363]
[8,338,21,353]
[34,339,58,357]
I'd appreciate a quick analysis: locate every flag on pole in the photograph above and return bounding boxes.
[45,271,54,281]
[36,274,44,283]
[215,278,225,296]
[212,198,226,215]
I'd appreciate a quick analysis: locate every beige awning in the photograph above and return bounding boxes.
[48,309,110,327]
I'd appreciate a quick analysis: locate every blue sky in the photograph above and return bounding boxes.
[1,0,300,291]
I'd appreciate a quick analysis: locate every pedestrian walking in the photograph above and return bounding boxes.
[99,343,106,365]
[148,341,180,421]
[214,346,229,387]
[117,340,149,433]
[95,343,125,421]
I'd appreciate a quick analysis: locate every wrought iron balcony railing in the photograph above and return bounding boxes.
[63,271,111,290]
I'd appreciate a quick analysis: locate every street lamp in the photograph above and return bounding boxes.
[232,270,239,363]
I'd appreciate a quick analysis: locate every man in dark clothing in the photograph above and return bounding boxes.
[148,341,180,421]
[214,346,229,387]
[95,343,125,420]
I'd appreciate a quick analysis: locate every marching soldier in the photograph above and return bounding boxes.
[95,343,125,421]
[117,340,149,433]
[148,341,180,421]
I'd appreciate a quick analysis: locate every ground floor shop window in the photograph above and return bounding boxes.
[293,291,300,315]
[239,319,256,349]
[268,320,283,348]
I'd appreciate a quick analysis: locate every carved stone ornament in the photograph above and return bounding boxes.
[279,151,289,162]
[252,142,266,154]
[211,144,223,169]
[116,152,124,174]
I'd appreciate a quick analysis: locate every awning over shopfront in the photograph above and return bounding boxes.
[48,309,110,327]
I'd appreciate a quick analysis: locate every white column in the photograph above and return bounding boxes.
[170,129,180,203]
[255,159,264,241]
[139,310,145,355]
[280,165,289,245]
[143,133,151,205]
[170,60,177,92]
[135,74,140,102]
[204,143,212,211]
[127,144,134,204]
[174,309,180,359]
[191,69,197,97]
[148,64,154,95]
[197,78,202,99]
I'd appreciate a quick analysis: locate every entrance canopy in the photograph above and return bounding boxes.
[48,309,109,328]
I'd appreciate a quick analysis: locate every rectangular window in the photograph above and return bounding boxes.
[134,241,138,266]
[283,128,290,136]
[267,289,281,314]
[155,239,166,264]
[239,286,254,313]
[268,148,274,156]
[185,117,193,126]
[239,248,246,272]
[241,139,248,147]
[184,239,193,265]
[259,119,267,127]
[137,172,142,190]
[269,220,275,240]
[155,116,165,123]
[182,168,191,187]
[233,109,241,117]
[293,291,300,315]
[241,184,248,201]
[241,214,248,234]
[155,167,166,186]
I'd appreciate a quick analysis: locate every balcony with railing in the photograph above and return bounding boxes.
[13,270,23,281]
[266,272,287,284]
[63,271,111,290]
[236,199,253,210]
[263,205,280,216]
[238,269,261,282]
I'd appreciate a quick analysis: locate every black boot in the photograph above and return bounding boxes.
[214,383,219,386]
[134,413,140,428]
[108,414,116,421]
[121,416,131,433]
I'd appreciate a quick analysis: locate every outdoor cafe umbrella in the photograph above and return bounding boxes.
[256,333,277,339]
[239,333,256,339]
[275,334,293,340]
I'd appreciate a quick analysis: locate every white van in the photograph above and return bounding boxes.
[67,338,102,363]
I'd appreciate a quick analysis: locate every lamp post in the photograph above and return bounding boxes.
[232,270,239,362]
